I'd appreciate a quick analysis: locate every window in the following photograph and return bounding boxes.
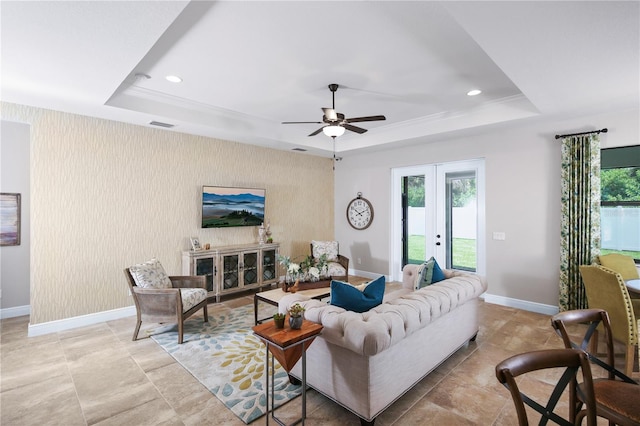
[600,146,640,263]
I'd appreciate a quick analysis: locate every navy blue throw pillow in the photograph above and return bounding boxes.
[330,275,385,313]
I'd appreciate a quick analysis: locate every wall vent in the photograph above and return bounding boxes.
[292,148,307,152]
[149,121,174,128]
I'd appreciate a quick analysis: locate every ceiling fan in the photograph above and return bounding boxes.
[282,84,386,137]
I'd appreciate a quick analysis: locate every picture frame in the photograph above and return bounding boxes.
[190,237,201,251]
[1,193,21,246]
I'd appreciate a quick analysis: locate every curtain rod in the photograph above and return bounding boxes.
[555,128,608,140]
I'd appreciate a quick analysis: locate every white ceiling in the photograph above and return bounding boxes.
[2,1,638,157]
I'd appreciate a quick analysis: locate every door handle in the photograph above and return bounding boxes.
[435,242,441,246]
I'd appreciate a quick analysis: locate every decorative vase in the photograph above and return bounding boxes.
[273,317,285,329]
[289,315,303,330]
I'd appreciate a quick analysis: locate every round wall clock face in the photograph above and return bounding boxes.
[347,196,374,230]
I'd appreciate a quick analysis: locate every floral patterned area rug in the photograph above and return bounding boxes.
[150,304,302,424]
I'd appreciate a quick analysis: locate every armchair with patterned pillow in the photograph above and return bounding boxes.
[310,240,349,282]
[124,258,208,344]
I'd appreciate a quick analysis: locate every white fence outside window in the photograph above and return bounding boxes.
[408,206,476,239]
[601,206,640,251]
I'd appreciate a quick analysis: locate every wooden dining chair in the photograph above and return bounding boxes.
[496,348,597,426]
[579,264,640,377]
[551,308,640,425]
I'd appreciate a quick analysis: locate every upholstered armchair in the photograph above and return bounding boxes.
[124,258,208,344]
[310,240,349,282]
[579,264,640,377]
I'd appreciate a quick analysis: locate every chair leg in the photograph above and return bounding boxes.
[203,303,209,323]
[625,344,634,376]
[132,320,142,341]
[178,318,184,344]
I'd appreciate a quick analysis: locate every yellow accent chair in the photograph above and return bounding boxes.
[579,264,640,377]
[598,253,639,281]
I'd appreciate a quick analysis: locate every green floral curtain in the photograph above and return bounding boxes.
[559,134,601,311]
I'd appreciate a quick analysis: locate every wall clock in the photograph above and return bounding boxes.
[347,192,374,230]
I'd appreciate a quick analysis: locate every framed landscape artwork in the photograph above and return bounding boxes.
[201,186,265,228]
[1,193,21,246]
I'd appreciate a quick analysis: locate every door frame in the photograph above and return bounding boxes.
[390,159,485,281]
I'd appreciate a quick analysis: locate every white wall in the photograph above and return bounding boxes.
[1,121,31,314]
[335,108,639,309]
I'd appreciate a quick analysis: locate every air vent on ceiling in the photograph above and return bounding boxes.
[292,148,307,152]
[149,121,174,128]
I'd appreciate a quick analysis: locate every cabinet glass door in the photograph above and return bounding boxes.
[195,258,215,292]
[243,252,258,285]
[262,249,276,282]
[222,255,239,290]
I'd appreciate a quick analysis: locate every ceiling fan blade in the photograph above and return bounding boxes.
[322,108,338,121]
[345,115,386,123]
[343,123,368,134]
[282,121,322,124]
[308,126,326,137]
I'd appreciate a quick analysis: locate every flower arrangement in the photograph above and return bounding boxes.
[277,253,329,284]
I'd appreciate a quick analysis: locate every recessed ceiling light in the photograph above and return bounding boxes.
[165,75,183,83]
[467,89,482,96]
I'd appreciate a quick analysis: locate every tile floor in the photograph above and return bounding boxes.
[1,291,630,425]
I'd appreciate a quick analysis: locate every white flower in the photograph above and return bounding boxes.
[308,266,320,279]
[288,263,300,274]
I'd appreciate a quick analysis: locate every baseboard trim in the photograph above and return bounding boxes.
[0,304,31,319]
[482,293,559,316]
[349,269,390,281]
[28,306,136,337]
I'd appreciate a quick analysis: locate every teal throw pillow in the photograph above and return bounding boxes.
[414,257,446,290]
[330,275,385,313]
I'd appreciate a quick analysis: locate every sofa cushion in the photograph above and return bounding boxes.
[179,288,207,312]
[330,275,385,313]
[327,261,346,277]
[312,240,339,261]
[129,258,172,289]
[414,257,446,289]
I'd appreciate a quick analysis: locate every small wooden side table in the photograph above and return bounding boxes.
[252,319,323,426]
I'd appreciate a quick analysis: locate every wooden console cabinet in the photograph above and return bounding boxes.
[182,242,279,302]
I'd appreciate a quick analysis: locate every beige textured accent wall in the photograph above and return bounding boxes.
[1,102,334,324]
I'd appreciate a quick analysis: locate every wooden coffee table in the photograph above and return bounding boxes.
[254,286,331,325]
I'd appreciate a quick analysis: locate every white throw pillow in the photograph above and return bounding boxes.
[129,258,172,289]
[311,240,339,261]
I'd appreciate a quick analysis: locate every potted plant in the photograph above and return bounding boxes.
[288,303,305,329]
[273,312,285,329]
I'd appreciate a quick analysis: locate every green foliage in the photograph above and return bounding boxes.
[406,176,425,207]
[450,177,476,208]
[601,167,640,202]
[288,303,305,317]
[404,175,476,208]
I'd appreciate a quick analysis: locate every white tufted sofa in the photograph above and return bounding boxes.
[278,264,487,426]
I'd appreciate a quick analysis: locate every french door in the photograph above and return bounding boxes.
[391,159,485,281]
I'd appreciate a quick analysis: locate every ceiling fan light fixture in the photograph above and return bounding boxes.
[323,125,345,137]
